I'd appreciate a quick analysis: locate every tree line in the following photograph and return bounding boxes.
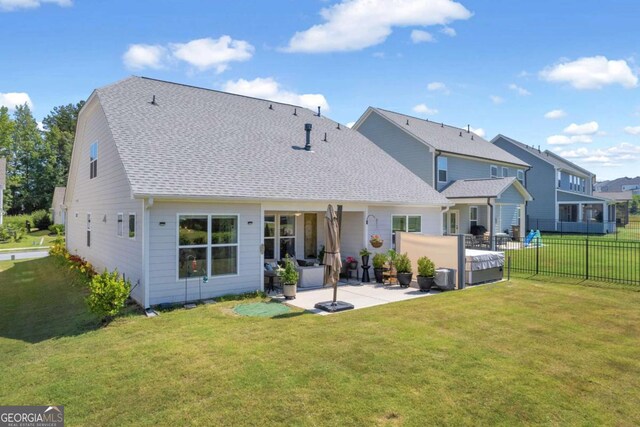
[0,101,84,215]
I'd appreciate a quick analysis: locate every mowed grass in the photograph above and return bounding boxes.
[506,238,640,285]
[0,229,57,250]
[1,258,640,426]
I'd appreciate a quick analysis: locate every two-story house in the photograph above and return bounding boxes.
[353,108,532,241]
[492,134,614,233]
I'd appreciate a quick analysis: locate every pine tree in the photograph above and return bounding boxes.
[0,107,14,214]
[10,104,43,214]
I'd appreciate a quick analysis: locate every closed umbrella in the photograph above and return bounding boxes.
[315,204,354,313]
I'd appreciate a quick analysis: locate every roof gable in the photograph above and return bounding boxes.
[93,77,450,206]
[441,177,532,201]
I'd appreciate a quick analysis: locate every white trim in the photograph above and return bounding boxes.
[259,204,265,293]
[469,206,478,228]
[116,212,124,237]
[437,156,448,183]
[445,210,460,234]
[391,214,423,248]
[501,166,508,178]
[143,200,150,308]
[86,212,91,248]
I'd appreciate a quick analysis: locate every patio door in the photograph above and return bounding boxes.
[446,210,459,234]
[264,213,297,261]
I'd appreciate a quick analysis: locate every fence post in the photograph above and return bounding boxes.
[535,238,539,275]
[507,255,511,281]
[585,238,589,280]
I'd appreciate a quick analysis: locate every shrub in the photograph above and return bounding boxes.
[49,224,65,235]
[0,224,24,242]
[3,214,30,232]
[395,253,412,274]
[49,235,67,258]
[372,253,387,269]
[279,256,299,285]
[86,269,131,320]
[31,209,51,230]
[417,256,435,277]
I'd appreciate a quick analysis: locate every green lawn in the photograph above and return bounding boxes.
[1,257,640,425]
[0,229,57,250]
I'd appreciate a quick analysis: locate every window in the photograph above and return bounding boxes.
[557,171,562,188]
[517,170,525,186]
[490,165,498,178]
[502,167,508,177]
[178,214,239,280]
[559,204,578,222]
[581,178,585,193]
[569,175,574,191]
[392,215,421,248]
[117,213,123,237]
[89,142,98,179]
[128,213,136,239]
[86,213,91,247]
[264,215,275,260]
[437,156,448,183]
[469,206,478,228]
[279,215,296,259]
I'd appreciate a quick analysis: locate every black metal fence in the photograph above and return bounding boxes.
[526,217,640,241]
[472,236,640,286]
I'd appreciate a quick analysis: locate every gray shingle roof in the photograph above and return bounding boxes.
[51,186,66,209]
[493,134,591,177]
[370,108,529,167]
[0,157,5,188]
[593,191,633,202]
[441,177,520,199]
[94,77,450,206]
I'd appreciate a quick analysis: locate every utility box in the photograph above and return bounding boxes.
[435,268,456,290]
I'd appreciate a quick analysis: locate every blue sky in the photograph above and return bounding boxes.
[1,0,639,180]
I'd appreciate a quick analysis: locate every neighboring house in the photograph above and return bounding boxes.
[0,157,5,225]
[353,108,532,240]
[50,186,66,226]
[593,191,633,226]
[65,77,451,308]
[493,134,614,233]
[595,177,640,194]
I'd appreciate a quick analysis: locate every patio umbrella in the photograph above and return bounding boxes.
[315,204,353,312]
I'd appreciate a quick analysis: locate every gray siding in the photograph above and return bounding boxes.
[356,111,434,185]
[366,205,442,253]
[65,98,144,304]
[493,136,556,222]
[437,155,524,191]
[148,201,262,306]
[497,185,525,204]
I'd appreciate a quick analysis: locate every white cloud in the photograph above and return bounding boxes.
[440,26,456,37]
[284,0,472,53]
[556,143,640,166]
[427,81,449,94]
[490,95,504,105]
[372,51,385,58]
[544,109,566,119]
[123,44,168,70]
[563,121,599,135]
[470,127,485,138]
[0,92,32,110]
[624,126,640,135]
[412,103,438,115]
[222,77,329,112]
[36,121,45,131]
[540,56,638,90]
[410,29,434,44]
[508,83,531,96]
[346,121,355,128]
[170,36,254,73]
[546,135,593,145]
[0,0,71,11]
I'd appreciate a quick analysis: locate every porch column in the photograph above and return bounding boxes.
[519,204,526,239]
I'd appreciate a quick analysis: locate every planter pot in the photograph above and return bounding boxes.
[361,255,370,267]
[397,272,413,288]
[373,268,384,283]
[417,275,435,292]
[349,262,357,270]
[282,284,297,300]
[370,240,383,248]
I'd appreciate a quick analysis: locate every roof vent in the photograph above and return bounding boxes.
[406,119,410,126]
[323,132,328,142]
[293,108,297,116]
[269,104,273,110]
[471,134,474,140]
[336,123,341,130]
[150,95,157,105]
[459,131,462,137]
[304,123,312,151]
[441,122,444,127]
[317,106,321,117]
[467,124,470,133]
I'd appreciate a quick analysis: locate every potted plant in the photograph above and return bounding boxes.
[345,256,357,270]
[279,256,299,300]
[370,234,383,248]
[372,253,387,283]
[416,256,435,292]
[395,253,413,288]
[359,248,371,267]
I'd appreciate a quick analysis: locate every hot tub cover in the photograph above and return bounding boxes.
[465,249,505,271]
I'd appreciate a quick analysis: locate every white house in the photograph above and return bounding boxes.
[50,186,66,226]
[65,77,452,308]
[0,157,5,225]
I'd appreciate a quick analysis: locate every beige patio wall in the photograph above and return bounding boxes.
[396,232,460,288]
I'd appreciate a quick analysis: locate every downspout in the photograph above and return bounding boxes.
[487,197,495,250]
[143,197,154,309]
[434,151,441,189]
[440,205,450,235]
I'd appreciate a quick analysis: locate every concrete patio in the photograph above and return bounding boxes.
[272,282,441,314]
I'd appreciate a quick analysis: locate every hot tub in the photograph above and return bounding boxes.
[465,249,504,285]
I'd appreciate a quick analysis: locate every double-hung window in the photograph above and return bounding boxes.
[117,213,124,237]
[128,213,136,239]
[469,206,478,228]
[557,171,562,188]
[437,156,448,183]
[517,170,525,186]
[392,215,421,248]
[490,165,498,178]
[502,167,508,178]
[178,214,239,279]
[89,142,98,179]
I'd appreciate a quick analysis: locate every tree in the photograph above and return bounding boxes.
[42,101,84,186]
[0,107,14,213]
